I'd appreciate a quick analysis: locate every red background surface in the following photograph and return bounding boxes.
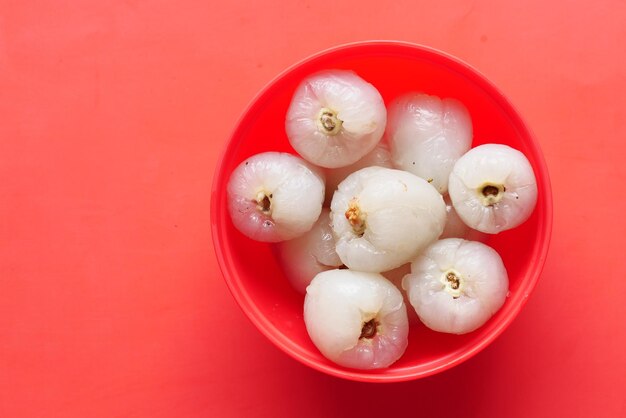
[1,1,624,417]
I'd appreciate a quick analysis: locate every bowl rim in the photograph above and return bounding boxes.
[210,40,553,383]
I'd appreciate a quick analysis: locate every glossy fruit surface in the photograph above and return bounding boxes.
[227,152,325,242]
[330,166,445,272]
[403,238,509,335]
[286,70,386,168]
[304,270,408,370]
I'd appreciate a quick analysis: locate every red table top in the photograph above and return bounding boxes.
[1,1,625,417]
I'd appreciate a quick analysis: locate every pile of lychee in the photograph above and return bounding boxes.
[227,70,537,370]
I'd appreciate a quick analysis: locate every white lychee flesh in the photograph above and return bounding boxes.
[381,263,420,325]
[441,194,470,239]
[330,166,446,272]
[286,70,387,168]
[304,269,408,369]
[387,93,472,194]
[275,208,343,293]
[323,143,393,205]
[448,144,538,234]
[403,238,509,334]
[227,152,325,242]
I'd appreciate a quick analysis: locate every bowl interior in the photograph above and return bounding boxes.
[211,42,552,382]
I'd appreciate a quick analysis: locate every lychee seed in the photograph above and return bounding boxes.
[478,183,505,206]
[359,318,378,339]
[345,200,366,236]
[481,185,499,197]
[441,269,464,299]
[255,192,272,215]
[318,108,343,135]
[446,272,460,290]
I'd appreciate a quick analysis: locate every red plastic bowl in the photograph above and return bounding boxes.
[211,41,552,382]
